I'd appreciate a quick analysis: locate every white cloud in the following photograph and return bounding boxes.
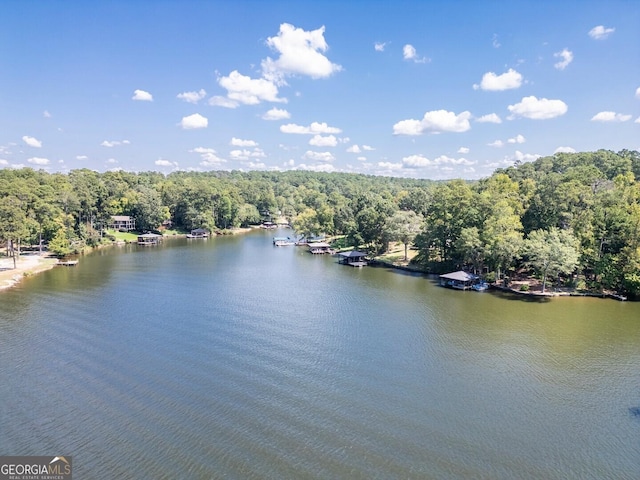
[132,89,153,101]
[180,113,208,129]
[190,147,226,167]
[309,135,337,147]
[177,89,207,104]
[155,159,178,168]
[22,135,42,148]
[507,96,568,119]
[280,122,342,134]
[298,163,336,173]
[635,117,640,124]
[362,145,375,151]
[513,150,541,163]
[218,70,285,105]
[589,25,615,40]
[261,23,342,84]
[488,140,504,148]
[403,44,429,63]
[374,42,387,52]
[230,148,266,160]
[492,34,501,48]
[378,161,403,170]
[475,113,502,124]
[262,107,291,120]
[76,155,88,160]
[0,159,7,165]
[403,154,432,167]
[554,48,573,70]
[347,144,361,153]
[43,110,51,118]
[636,87,640,99]
[106,158,118,164]
[208,96,239,108]
[357,156,367,162]
[591,111,632,122]
[393,110,472,135]
[302,151,335,162]
[458,147,470,154]
[554,146,576,154]
[507,134,526,144]
[231,137,258,147]
[27,157,49,165]
[100,139,130,147]
[473,68,523,91]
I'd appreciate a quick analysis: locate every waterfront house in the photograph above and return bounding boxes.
[338,250,368,266]
[137,233,162,245]
[439,271,478,290]
[109,215,136,231]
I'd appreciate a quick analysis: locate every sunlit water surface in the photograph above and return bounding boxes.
[1,230,639,479]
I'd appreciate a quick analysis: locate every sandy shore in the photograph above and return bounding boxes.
[0,254,59,291]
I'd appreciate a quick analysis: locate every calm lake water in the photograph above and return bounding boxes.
[1,229,639,479]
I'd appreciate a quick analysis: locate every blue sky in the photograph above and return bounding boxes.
[1,0,639,179]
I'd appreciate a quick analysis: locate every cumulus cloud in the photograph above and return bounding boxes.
[190,147,226,167]
[231,137,258,147]
[402,154,474,169]
[362,145,375,151]
[22,135,42,148]
[458,147,470,154]
[476,113,502,124]
[261,23,342,84]
[177,89,207,104]
[636,87,640,99]
[28,157,49,165]
[374,42,387,52]
[208,96,239,108]
[347,145,361,153]
[378,161,403,171]
[100,139,130,147]
[76,155,88,160]
[591,111,632,122]
[589,25,615,40]
[507,134,526,144]
[554,146,576,153]
[43,110,51,118]
[132,89,153,101]
[180,113,208,129]
[230,148,266,160]
[403,44,429,63]
[393,110,472,135]
[488,140,505,148]
[473,68,522,91]
[309,135,337,147]
[155,159,178,168]
[513,150,541,163]
[302,151,335,162]
[298,163,336,173]
[262,108,291,120]
[280,122,342,134]
[507,96,568,119]
[218,70,285,105]
[554,48,573,70]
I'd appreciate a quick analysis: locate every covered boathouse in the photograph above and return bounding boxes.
[137,233,162,245]
[308,242,333,254]
[338,250,368,267]
[439,271,478,290]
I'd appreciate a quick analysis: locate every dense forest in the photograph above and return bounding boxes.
[1,149,639,298]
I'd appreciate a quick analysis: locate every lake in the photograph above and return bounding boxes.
[1,229,639,479]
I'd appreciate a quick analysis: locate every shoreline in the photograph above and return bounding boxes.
[0,227,256,292]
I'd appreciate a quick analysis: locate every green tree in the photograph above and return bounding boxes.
[384,210,423,261]
[524,227,580,293]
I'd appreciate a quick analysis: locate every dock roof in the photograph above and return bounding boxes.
[439,271,477,282]
[338,250,367,258]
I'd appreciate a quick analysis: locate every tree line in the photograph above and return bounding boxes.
[1,149,639,297]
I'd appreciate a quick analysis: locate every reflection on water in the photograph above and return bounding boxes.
[1,231,639,479]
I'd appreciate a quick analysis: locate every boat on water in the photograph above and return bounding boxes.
[472,282,489,291]
[186,228,209,239]
[273,236,295,246]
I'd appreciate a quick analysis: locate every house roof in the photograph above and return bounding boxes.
[138,233,162,238]
[111,215,132,221]
[309,242,331,248]
[338,250,367,258]
[439,271,477,281]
